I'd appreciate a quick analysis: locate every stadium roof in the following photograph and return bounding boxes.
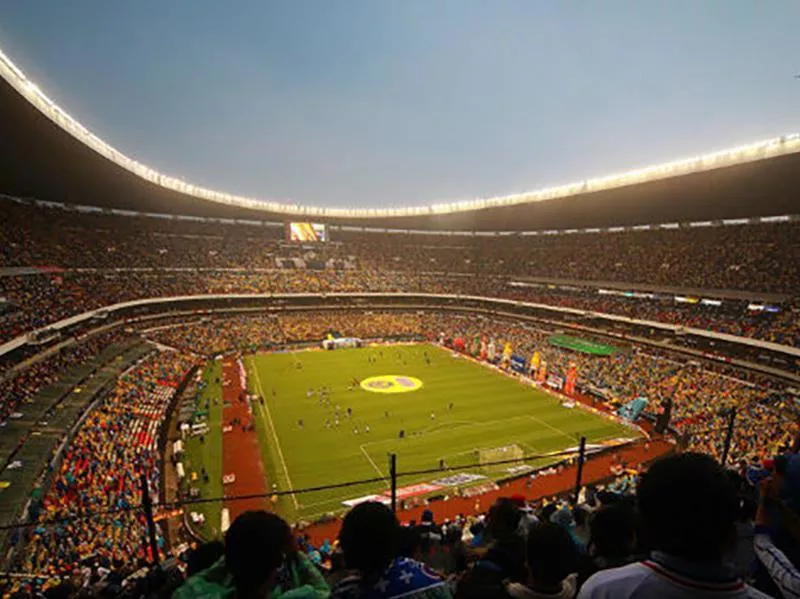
[1,49,799,232]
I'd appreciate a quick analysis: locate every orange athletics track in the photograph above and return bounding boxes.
[221,359,269,521]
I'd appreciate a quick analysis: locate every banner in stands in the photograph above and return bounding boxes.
[549,437,634,460]
[584,384,611,400]
[431,473,487,487]
[546,373,565,390]
[382,483,441,500]
[510,354,527,374]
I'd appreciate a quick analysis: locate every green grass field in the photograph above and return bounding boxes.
[240,343,638,522]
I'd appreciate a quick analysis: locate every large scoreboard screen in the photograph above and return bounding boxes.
[287,222,328,242]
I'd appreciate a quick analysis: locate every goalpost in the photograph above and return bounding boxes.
[476,444,525,470]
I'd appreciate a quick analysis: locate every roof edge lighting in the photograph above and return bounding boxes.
[1,47,799,219]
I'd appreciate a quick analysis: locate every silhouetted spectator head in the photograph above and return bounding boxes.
[588,504,637,559]
[224,511,291,598]
[339,501,399,577]
[488,497,522,542]
[526,522,578,591]
[637,452,737,561]
[398,525,423,560]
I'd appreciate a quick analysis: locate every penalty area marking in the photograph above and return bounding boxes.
[248,356,300,510]
[359,414,574,468]
[525,413,578,444]
[298,434,630,519]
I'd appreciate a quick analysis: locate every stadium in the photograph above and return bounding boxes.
[0,24,799,599]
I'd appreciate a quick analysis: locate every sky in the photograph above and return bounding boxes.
[0,1,798,209]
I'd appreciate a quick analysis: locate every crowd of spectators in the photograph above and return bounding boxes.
[143,314,284,356]
[0,328,131,423]
[506,289,800,348]
[1,318,797,595]
[259,452,800,598]
[2,196,800,595]
[1,198,799,348]
[142,309,800,467]
[427,312,797,466]
[2,269,797,350]
[3,200,799,295]
[21,451,800,598]
[0,270,502,343]
[141,312,425,357]
[278,311,424,342]
[14,350,195,588]
[3,306,794,482]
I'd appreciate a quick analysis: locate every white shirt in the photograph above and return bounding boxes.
[578,557,771,599]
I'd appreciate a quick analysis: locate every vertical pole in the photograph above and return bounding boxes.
[573,436,587,505]
[140,472,161,566]
[389,453,398,515]
[721,408,737,467]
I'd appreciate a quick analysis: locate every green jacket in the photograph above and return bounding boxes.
[174,552,330,599]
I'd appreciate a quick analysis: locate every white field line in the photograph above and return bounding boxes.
[359,444,391,488]
[248,356,300,510]
[518,440,539,455]
[357,415,533,451]
[525,413,577,444]
[441,344,645,440]
[292,434,634,519]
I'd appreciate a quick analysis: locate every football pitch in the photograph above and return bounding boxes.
[242,344,639,522]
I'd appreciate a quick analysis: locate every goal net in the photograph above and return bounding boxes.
[476,444,525,469]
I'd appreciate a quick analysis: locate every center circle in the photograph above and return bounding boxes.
[360,375,424,394]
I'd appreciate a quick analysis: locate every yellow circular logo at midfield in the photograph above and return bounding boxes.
[360,375,423,394]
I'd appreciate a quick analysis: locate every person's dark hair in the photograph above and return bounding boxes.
[526,522,577,589]
[225,511,291,597]
[637,452,737,560]
[398,525,422,559]
[589,504,636,559]
[339,502,399,577]
[187,540,224,576]
[487,497,521,542]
